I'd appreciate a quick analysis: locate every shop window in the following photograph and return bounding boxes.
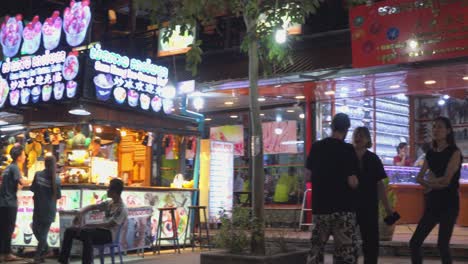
[157,134,198,187]
[209,106,306,206]
[316,95,410,165]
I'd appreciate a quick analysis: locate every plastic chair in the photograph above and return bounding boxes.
[92,223,125,264]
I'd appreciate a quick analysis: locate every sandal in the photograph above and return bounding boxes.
[3,254,20,262]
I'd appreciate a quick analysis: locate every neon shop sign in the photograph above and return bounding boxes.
[0,49,80,108]
[90,44,175,114]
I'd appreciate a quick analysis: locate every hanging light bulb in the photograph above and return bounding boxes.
[275,29,287,44]
[193,97,204,110]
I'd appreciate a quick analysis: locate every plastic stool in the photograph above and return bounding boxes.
[184,205,211,251]
[154,207,181,254]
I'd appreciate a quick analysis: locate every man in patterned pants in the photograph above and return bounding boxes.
[305,113,360,264]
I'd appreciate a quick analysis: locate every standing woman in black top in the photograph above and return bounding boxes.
[352,127,395,264]
[410,116,463,264]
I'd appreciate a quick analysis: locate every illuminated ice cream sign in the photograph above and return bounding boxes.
[0,0,91,58]
[89,44,174,114]
[0,49,80,108]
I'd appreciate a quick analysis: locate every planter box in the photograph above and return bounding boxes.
[201,249,309,264]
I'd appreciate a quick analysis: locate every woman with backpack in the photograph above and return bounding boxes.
[30,155,62,263]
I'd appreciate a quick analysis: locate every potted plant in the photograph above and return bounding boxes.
[201,206,308,264]
[379,178,397,241]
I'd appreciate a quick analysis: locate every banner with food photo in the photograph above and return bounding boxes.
[0,0,89,110]
[88,43,176,115]
[13,191,61,248]
[81,189,192,247]
[209,125,244,156]
[262,121,298,154]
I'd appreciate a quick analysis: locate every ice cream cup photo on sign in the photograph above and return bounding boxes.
[162,99,174,114]
[9,89,19,106]
[48,227,60,246]
[42,11,62,50]
[31,86,41,103]
[63,53,79,81]
[1,15,23,57]
[21,88,31,104]
[54,82,65,100]
[21,16,42,55]
[23,223,33,244]
[94,73,114,101]
[127,89,139,107]
[151,96,162,112]
[0,77,10,108]
[66,81,77,98]
[42,84,52,102]
[63,0,91,46]
[113,87,126,104]
[139,93,150,110]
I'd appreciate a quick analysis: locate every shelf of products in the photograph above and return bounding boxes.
[317,96,409,165]
[414,97,468,161]
[62,149,91,184]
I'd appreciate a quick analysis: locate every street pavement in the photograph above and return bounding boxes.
[30,248,468,264]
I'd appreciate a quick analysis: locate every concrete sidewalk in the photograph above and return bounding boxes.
[31,249,468,264]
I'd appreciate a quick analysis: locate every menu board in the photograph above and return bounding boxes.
[0,0,89,109]
[208,141,234,223]
[89,44,175,115]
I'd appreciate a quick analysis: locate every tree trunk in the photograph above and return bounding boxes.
[245,15,266,256]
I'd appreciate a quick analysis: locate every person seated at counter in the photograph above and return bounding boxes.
[393,142,412,166]
[58,179,128,264]
[273,167,298,203]
[90,137,106,158]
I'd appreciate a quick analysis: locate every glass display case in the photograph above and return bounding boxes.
[461,163,468,183]
[385,166,420,184]
[386,164,468,184]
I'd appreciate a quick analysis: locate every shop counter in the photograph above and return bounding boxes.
[389,183,425,224]
[386,166,424,224]
[386,165,468,225]
[457,183,468,226]
[14,184,196,250]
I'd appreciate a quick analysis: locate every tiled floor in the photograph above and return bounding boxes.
[265,224,468,245]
